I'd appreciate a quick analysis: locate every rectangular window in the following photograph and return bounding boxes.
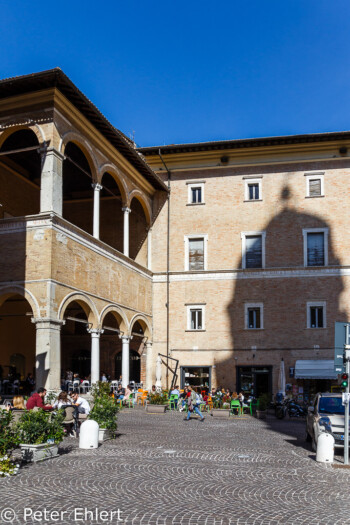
[307,302,326,328]
[307,232,324,266]
[305,172,324,198]
[191,187,202,203]
[189,238,204,270]
[246,235,262,268]
[186,304,206,331]
[248,183,259,200]
[309,179,321,197]
[245,303,264,329]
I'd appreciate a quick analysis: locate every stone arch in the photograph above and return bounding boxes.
[129,314,152,339]
[99,164,128,204]
[128,190,152,226]
[59,131,98,177]
[99,305,128,334]
[0,284,40,318]
[58,292,99,327]
[0,123,46,150]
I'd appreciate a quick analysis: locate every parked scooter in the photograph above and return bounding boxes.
[275,398,307,419]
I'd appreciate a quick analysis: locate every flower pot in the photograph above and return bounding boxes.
[211,408,231,418]
[20,443,59,463]
[256,410,267,420]
[146,404,167,414]
[98,428,112,442]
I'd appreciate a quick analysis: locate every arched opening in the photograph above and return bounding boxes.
[0,129,41,218]
[62,142,93,235]
[100,311,122,379]
[128,319,148,384]
[129,196,149,264]
[100,172,124,252]
[114,349,141,383]
[0,294,35,390]
[61,300,91,380]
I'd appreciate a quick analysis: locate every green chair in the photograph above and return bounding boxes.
[250,399,259,415]
[230,399,242,415]
[168,394,178,410]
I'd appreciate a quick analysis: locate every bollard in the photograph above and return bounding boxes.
[79,420,99,449]
[316,432,334,463]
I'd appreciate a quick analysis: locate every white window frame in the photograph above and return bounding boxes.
[302,228,328,267]
[245,303,264,329]
[244,177,262,201]
[184,234,208,271]
[305,172,324,198]
[186,304,206,331]
[187,182,205,205]
[241,231,266,269]
[307,301,326,329]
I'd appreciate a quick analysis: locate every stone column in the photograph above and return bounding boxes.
[122,207,131,257]
[120,335,132,388]
[147,228,152,271]
[32,318,65,390]
[88,328,104,385]
[92,183,103,239]
[145,341,153,390]
[40,147,64,215]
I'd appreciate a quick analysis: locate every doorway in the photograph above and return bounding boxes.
[180,366,211,392]
[236,366,272,397]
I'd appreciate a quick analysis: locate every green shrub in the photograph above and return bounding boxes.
[0,409,19,456]
[16,409,65,445]
[258,393,269,411]
[89,381,118,435]
[148,392,168,405]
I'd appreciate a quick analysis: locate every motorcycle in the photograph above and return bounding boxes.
[275,398,307,419]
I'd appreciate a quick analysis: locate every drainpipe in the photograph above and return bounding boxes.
[158,148,171,390]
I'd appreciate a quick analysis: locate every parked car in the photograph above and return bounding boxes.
[306,392,349,451]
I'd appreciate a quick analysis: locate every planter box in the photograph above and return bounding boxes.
[98,428,112,442]
[146,404,167,414]
[256,410,267,420]
[211,408,231,418]
[20,443,59,463]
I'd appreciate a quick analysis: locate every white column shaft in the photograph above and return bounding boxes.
[92,183,102,239]
[33,318,63,390]
[121,336,130,388]
[123,208,131,257]
[90,330,102,384]
[145,342,153,390]
[147,228,152,271]
[40,148,64,215]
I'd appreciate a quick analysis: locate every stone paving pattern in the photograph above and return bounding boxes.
[1,409,350,525]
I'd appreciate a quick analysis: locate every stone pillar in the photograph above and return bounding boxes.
[120,335,132,388]
[88,328,104,385]
[145,341,153,390]
[122,207,131,257]
[32,318,65,390]
[147,228,152,271]
[92,183,103,239]
[40,147,64,215]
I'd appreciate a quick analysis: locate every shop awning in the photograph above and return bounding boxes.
[294,360,338,380]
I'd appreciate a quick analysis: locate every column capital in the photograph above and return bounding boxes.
[119,334,133,342]
[145,341,153,349]
[92,183,103,191]
[122,206,131,214]
[31,317,66,328]
[88,328,104,336]
[39,146,65,162]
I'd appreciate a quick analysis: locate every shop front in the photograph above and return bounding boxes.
[293,359,338,403]
[236,366,272,398]
[180,366,211,392]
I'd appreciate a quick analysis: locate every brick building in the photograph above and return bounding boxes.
[0,69,349,399]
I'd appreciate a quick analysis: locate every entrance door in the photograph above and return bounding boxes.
[236,366,272,397]
[180,366,211,392]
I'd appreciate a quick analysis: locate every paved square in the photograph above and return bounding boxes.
[1,410,350,524]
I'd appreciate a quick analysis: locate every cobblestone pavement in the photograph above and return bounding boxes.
[1,409,350,525]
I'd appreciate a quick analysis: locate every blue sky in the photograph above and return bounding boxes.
[1,1,350,146]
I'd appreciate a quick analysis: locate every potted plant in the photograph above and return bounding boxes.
[16,409,65,462]
[146,392,168,413]
[89,382,118,442]
[256,394,269,419]
[211,395,231,418]
[0,409,20,477]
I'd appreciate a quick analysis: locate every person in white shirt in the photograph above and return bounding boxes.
[52,391,72,410]
[71,392,90,415]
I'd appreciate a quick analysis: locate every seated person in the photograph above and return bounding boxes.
[123,385,136,404]
[148,385,157,396]
[52,391,72,410]
[238,391,245,407]
[12,395,25,410]
[70,391,90,415]
[115,384,125,400]
[170,385,180,407]
[26,387,53,410]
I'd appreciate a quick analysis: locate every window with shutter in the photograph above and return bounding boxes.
[188,238,204,270]
[191,187,202,203]
[245,235,262,268]
[248,183,259,200]
[309,179,321,197]
[307,232,324,266]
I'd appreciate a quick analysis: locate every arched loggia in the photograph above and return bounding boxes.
[0,129,41,218]
[129,196,150,265]
[99,172,124,252]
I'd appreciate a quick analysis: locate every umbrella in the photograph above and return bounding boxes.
[156,355,162,388]
[278,358,286,396]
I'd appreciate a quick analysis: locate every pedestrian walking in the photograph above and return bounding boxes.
[185,386,204,422]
